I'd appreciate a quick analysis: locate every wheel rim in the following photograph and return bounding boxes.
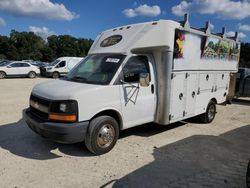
[30,72,35,78]
[53,73,59,78]
[208,105,215,121]
[97,124,115,148]
[0,73,4,78]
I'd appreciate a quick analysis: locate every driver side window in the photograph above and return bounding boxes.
[123,56,150,83]
[57,61,66,68]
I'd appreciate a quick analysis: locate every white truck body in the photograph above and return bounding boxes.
[25,17,240,154]
[41,57,83,78]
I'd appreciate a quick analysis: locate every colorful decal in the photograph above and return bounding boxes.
[230,42,240,61]
[174,31,186,58]
[174,29,240,62]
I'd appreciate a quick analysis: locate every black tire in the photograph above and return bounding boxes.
[52,72,60,79]
[85,116,119,155]
[247,160,250,188]
[28,71,36,79]
[0,71,6,79]
[200,100,216,123]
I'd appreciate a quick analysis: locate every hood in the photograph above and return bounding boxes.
[32,79,101,100]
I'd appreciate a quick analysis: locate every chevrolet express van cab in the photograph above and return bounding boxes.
[40,57,83,78]
[25,15,240,155]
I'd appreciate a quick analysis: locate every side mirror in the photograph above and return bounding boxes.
[139,73,150,87]
[6,65,11,68]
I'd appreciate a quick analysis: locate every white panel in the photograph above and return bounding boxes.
[199,73,215,92]
[185,73,198,116]
[170,73,186,120]
[216,72,229,90]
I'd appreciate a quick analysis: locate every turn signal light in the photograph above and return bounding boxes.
[49,114,77,122]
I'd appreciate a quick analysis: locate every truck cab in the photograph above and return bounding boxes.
[25,17,240,155]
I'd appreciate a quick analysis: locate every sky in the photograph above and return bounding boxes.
[0,0,250,42]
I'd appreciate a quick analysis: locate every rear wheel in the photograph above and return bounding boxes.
[28,71,36,78]
[85,116,119,155]
[0,71,6,79]
[52,72,59,79]
[200,100,216,123]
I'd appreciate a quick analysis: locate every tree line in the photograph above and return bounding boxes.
[0,30,93,62]
[0,29,249,68]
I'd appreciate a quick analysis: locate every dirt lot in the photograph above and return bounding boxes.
[0,78,250,188]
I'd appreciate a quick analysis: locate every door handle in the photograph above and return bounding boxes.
[151,84,154,94]
[192,91,195,98]
[179,93,183,100]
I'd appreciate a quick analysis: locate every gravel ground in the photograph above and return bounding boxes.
[0,78,249,188]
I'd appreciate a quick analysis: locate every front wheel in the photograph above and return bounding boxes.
[0,71,6,79]
[52,72,60,79]
[85,116,119,155]
[200,100,216,123]
[28,71,36,78]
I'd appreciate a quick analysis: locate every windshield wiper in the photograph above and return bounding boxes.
[68,76,88,83]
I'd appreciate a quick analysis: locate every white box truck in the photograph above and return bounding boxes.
[40,57,83,78]
[25,15,240,155]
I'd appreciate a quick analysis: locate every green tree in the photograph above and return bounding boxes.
[0,30,93,62]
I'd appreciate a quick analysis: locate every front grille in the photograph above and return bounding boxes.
[30,106,48,120]
[30,94,50,120]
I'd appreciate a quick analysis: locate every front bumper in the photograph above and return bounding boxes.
[40,67,53,77]
[24,108,89,144]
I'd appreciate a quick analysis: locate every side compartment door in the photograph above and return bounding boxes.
[216,72,229,91]
[196,73,215,108]
[170,73,186,121]
[119,55,156,129]
[185,73,198,116]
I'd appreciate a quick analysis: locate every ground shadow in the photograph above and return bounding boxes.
[0,112,187,160]
[232,98,250,106]
[110,125,250,188]
[120,122,185,139]
[0,118,93,160]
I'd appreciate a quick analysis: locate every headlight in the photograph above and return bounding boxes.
[47,67,52,70]
[49,101,78,122]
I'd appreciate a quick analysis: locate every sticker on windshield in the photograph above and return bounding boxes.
[106,58,120,63]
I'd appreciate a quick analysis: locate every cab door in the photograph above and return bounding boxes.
[7,63,26,75]
[119,55,156,129]
[54,61,67,75]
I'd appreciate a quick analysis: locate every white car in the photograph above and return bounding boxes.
[0,61,40,79]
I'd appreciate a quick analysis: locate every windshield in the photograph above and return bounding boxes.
[50,59,61,66]
[67,54,126,85]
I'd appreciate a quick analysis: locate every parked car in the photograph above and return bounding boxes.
[0,60,11,66]
[40,57,83,78]
[0,61,40,79]
[30,61,49,68]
